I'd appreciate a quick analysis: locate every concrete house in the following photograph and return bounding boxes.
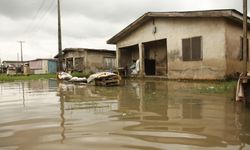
[2,60,28,73]
[107,9,250,80]
[55,48,116,73]
[29,59,57,74]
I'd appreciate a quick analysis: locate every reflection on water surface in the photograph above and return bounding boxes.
[0,79,249,150]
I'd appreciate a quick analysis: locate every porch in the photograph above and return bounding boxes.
[117,39,168,77]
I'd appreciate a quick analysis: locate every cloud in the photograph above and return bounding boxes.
[61,0,243,22]
[0,0,54,20]
[61,14,125,39]
[0,0,248,61]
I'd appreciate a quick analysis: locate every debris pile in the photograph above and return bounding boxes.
[6,65,16,75]
[87,72,121,86]
[69,77,87,83]
[57,72,72,80]
[57,72,120,86]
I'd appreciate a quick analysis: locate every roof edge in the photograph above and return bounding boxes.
[63,48,115,52]
[107,9,248,45]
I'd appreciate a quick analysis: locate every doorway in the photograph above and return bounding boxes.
[143,39,167,76]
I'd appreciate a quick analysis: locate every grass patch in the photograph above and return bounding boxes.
[0,74,56,82]
[193,80,237,94]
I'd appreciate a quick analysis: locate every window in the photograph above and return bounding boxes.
[66,58,73,70]
[239,37,249,61]
[103,57,116,69]
[182,36,202,61]
[75,57,84,71]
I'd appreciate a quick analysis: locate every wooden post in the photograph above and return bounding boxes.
[243,0,248,77]
[242,0,250,104]
[84,49,88,70]
[139,43,145,77]
[116,47,121,69]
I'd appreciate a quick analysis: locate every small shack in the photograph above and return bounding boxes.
[29,59,57,74]
[2,60,27,73]
[55,48,116,73]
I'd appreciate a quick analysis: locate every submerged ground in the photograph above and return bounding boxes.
[0,79,249,150]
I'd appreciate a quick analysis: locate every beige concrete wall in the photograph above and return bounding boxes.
[225,20,250,78]
[116,18,227,80]
[86,51,104,71]
[86,51,116,72]
[64,51,85,58]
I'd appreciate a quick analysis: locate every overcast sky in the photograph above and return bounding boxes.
[0,0,248,61]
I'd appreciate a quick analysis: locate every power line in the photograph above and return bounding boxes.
[32,0,47,21]
[24,0,56,39]
[24,0,46,36]
[30,0,56,34]
[34,0,57,33]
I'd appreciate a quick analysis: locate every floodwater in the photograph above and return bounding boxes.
[0,79,250,150]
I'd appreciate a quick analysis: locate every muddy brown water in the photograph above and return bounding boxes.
[0,79,249,150]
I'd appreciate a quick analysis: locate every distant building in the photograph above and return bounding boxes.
[2,61,27,68]
[55,48,116,72]
[2,60,27,73]
[107,9,250,80]
[0,63,3,73]
[29,59,57,74]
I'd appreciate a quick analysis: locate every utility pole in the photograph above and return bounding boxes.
[241,0,250,105]
[57,0,63,72]
[17,41,25,63]
[243,0,248,77]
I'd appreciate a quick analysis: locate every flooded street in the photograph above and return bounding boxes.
[0,79,250,150]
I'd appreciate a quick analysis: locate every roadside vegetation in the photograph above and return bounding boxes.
[0,71,93,82]
[191,80,236,94]
[0,74,57,82]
